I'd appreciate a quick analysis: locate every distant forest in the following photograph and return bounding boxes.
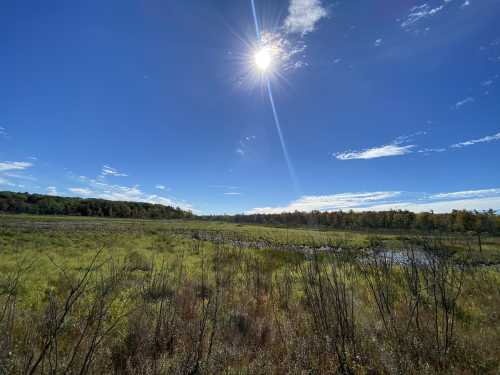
[0,191,193,220]
[206,210,500,235]
[1,191,499,234]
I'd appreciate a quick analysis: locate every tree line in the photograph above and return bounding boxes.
[1,191,499,235]
[204,209,500,235]
[0,191,193,219]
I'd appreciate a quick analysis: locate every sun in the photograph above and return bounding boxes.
[254,47,272,72]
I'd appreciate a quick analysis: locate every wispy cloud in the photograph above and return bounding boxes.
[417,147,446,154]
[247,188,500,214]
[0,177,13,186]
[71,176,193,212]
[374,38,382,47]
[101,165,127,177]
[0,126,7,138]
[0,163,34,188]
[210,184,241,197]
[4,172,37,181]
[431,188,500,200]
[235,135,256,157]
[335,144,415,160]
[0,161,33,172]
[335,130,500,161]
[47,186,58,196]
[155,185,168,190]
[68,187,92,196]
[455,96,474,109]
[451,132,500,148]
[284,0,328,35]
[247,191,401,214]
[263,32,307,71]
[357,197,500,213]
[481,74,498,88]
[400,0,471,31]
[208,185,240,190]
[335,133,428,160]
[400,4,445,29]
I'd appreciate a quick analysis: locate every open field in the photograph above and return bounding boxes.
[1,215,500,374]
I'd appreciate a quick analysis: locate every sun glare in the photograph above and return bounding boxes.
[255,48,272,72]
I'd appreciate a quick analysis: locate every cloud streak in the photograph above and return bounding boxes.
[68,187,92,196]
[335,131,500,161]
[401,4,445,29]
[431,188,500,199]
[101,165,128,177]
[451,132,500,148]
[47,186,58,196]
[70,176,193,212]
[0,161,33,172]
[248,191,401,214]
[455,97,474,109]
[248,188,500,214]
[335,144,415,160]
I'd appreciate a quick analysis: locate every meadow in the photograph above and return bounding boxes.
[1,214,499,374]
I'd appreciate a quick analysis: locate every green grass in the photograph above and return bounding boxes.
[1,214,499,374]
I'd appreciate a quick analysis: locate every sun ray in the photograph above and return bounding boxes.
[249,0,300,194]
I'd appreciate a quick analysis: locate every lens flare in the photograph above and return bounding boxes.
[255,48,272,71]
[249,0,300,194]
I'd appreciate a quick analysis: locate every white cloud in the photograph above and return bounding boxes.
[209,185,240,190]
[284,0,327,35]
[401,4,445,29]
[360,197,500,213]
[461,0,470,8]
[374,38,382,47]
[451,132,500,148]
[47,186,58,196]
[252,31,308,73]
[0,161,33,172]
[455,97,474,109]
[101,165,127,177]
[0,177,15,187]
[335,130,500,161]
[431,188,500,200]
[235,134,258,157]
[68,187,92,196]
[417,147,446,153]
[247,191,401,214]
[335,144,415,160]
[3,172,37,181]
[224,192,241,196]
[0,126,7,137]
[247,188,500,214]
[155,185,167,190]
[72,177,194,212]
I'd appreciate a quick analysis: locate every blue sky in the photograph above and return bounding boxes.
[1,0,500,214]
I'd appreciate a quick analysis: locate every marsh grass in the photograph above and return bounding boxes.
[0,215,499,374]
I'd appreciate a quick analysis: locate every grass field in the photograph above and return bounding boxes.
[1,214,499,374]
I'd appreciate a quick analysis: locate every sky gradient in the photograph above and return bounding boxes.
[1,0,500,214]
